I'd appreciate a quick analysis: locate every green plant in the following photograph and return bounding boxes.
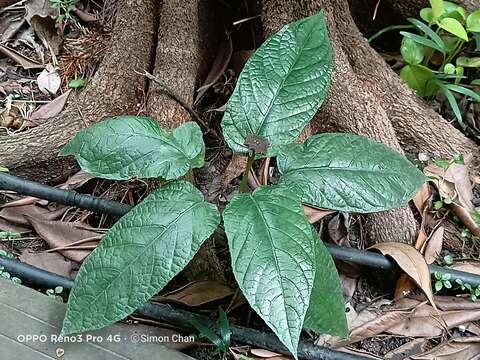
[68,78,86,89]
[191,308,231,358]
[434,271,452,291]
[373,0,480,125]
[455,279,480,301]
[0,251,22,284]
[46,286,64,301]
[58,13,426,357]
[50,0,80,22]
[443,254,454,265]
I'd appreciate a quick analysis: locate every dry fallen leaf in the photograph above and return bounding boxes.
[26,216,104,262]
[303,204,335,224]
[424,226,444,264]
[384,338,426,359]
[0,44,44,69]
[370,242,436,310]
[153,280,234,307]
[60,170,95,190]
[19,250,74,277]
[411,336,480,359]
[27,90,71,125]
[250,349,288,358]
[37,64,61,95]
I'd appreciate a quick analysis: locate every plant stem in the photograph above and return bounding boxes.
[368,24,414,43]
[239,152,255,193]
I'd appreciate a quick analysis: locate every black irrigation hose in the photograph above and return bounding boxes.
[1,172,480,287]
[0,257,368,360]
[0,173,131,217]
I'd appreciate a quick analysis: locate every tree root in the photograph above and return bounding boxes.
[0,0,158,183]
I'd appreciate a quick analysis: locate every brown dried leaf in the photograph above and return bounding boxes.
[153,280,234,307]
[384,338,426,360]
[411,336,480,359]
[26,216,104,262]
[452,260,480,276]
[28,90,71,125]
[0,44,43,69]
[60,170,95,190]
[0,204,67,227]
[370,242,436,310]
[303,204,335,224]
[413,183,432,213]
[250,349,287,358]
[424,226,444,264]
[19,250,74,277]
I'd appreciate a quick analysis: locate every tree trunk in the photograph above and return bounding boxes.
[259,0,479,245]
[0,0,158,183]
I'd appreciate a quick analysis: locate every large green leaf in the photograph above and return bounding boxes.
[60,116,205,180]
[223,186,317,356]
[276,133,426,213]
[221,12,332,155]
[304,237,347,337]
[62,181,220,335]
[437,17,468,41]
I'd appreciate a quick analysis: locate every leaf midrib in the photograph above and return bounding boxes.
[75,200,201,316]
[256,21,318,136]
[248,195,295,349]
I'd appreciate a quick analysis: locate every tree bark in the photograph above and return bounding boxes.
[0,0,158,183]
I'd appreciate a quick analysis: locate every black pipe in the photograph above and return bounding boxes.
[0,256,367,360]
[0,173,131,217]
[2,172,480,288]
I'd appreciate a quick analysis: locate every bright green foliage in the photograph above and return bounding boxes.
[191,308,231,356]
[62,181,220,335]
[276,133,426,213]
[60,11,427,358]
[371,0,480,126]
[68,78,86,89]
[60,117,205,180]
[223,187,318,355]
[304,235,347,337]
[221,12,332,155]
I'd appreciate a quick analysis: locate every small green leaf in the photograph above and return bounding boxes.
[217,308,231,348]
[467,10,480,32]
[68,78,86,89]
[408,18,446,51]
[276,133,426,213]
[434,158,450,168]
[400,31,446,54]
[55,286,64,294]
[60,117,205,180]
[221,12,332,155]
[62,181,220,335]
[444,63,456,73]
[0,167,8,172]
[445,84,480,102]
[453,153,465,164]
[429,0,444,19]
[456,56,480,67]
[434,200,444,209]
[435,82,463,124]
[304,236,347,337]
[401,37,424,64]
[438,18,468,41]
[420,8,434,23]
[223,186,317,356]
[444,2,466,20]
[471,79,480,85]
[435,281,443,291]
[400,64,438,96]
